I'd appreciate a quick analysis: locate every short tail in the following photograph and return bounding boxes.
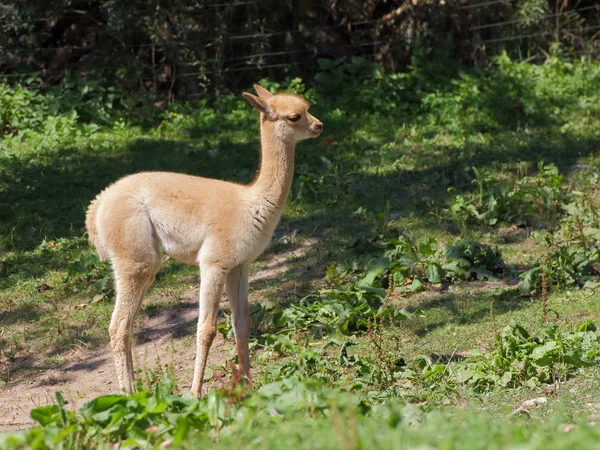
[85,195,110,260]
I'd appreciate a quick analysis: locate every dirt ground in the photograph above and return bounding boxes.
[0,239,318,432]
[0,296,232,431]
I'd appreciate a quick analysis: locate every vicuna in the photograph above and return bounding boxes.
[85,84,323,397]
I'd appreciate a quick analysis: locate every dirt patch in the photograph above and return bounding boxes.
[0,237,319,432]
[250,237,320,284]
[0,307,234,431]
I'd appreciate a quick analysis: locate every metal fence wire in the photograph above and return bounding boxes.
[0,1,598,90]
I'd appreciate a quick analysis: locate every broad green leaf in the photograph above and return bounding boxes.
[30,405,60,427]
[81,395,127,418]
[357,258,390,287]
[426,264,442,283]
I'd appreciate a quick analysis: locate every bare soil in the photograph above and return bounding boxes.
[0,298,233,431]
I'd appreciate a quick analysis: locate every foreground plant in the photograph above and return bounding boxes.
[0,375,365,449]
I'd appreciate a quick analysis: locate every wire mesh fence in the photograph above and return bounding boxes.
[0,1,598,94]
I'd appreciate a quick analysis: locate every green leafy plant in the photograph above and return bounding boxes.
[450,162,564,227]
[444,239,505,282]
[65,251,113,300]
[520,183,600,294]
[315,57,382,90]
[461,321,600,389]
[272,287,417,336]
[0,374,371,449]
[355,236,505,293]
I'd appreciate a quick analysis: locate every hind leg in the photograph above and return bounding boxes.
[109,256,160,392]
[98,195,161,392]
[226,264,251,384]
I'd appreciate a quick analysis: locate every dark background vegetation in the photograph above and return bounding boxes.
[1,0,599,99]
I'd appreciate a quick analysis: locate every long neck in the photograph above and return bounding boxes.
[249,118,295,210]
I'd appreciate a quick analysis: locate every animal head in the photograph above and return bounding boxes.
[242,84,323,143]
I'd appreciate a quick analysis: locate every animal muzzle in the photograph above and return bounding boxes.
[310,121,323,136]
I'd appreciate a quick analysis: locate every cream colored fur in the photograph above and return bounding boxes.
[85,85,322,397]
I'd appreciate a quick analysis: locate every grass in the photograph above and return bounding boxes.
[2,53,600,447]
[204,406,600,450]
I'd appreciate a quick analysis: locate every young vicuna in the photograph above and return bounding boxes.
[85,85,323,397]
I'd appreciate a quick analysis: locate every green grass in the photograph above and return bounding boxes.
[2,54,600,447]
[205,405,600,450]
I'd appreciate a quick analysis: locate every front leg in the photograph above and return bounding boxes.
[192,264,227,397]
[225,264,251,384]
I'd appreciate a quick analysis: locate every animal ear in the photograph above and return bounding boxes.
[253,84,274,100]
[242,92,278,121]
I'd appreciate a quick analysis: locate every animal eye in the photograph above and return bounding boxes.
[288,114,301,122]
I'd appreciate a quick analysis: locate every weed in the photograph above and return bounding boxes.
[0,331,24,384]
[520,185,600,294]
[446,320,600,390]
[353,235,505,293]
[450,162,564,228]
[65,251,113,300]
[363,317,407,391]
[272,287,413,336]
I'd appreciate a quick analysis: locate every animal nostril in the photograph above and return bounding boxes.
[314,122,323,131]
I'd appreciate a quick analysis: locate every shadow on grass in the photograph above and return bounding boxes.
[136,301,200,345]
[2,123,596,257]
[312,134,600,223]
[406,287,529,338]
[0,303,44,326]
[0,136,261,252]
